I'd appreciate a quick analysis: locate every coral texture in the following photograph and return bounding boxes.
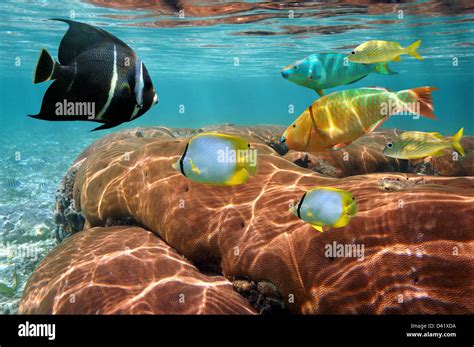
[19,226,256,314]
[21,126,474,314]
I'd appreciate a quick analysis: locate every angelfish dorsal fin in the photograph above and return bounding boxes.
[51,19,134,65]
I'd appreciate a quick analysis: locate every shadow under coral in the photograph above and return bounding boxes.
[19,125,474,314]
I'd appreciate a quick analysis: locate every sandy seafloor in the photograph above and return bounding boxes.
[0,125,102,313]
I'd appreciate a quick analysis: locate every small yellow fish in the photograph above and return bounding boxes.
[172,133,257,186]
[290,187,358,232]
[348,40,423,64]
[383,128,465,159]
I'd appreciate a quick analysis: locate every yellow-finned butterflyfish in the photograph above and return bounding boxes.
[172,132,257,186]
[290,187,358,232]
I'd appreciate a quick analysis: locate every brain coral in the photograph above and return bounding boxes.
[19,226,256,314]
[20,126,474,314]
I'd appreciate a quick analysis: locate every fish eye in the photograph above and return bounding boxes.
[351,51,356,55]
[294,66,298,70]
[387,142,393,148]
[292,124,296,128]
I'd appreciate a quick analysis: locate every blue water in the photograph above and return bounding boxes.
[0,0,473,312]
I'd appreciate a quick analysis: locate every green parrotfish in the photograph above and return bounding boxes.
[281,53,396,97]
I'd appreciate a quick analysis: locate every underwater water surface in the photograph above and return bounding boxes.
[0,0,473,314]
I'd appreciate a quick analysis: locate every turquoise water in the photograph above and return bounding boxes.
[0,0,473,312]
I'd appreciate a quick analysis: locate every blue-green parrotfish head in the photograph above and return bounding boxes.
[281,53,396,98]
[281,57,320,86]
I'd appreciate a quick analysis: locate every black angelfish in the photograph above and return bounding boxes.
[30,19,158,131]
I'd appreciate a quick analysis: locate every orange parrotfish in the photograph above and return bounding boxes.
[280,86,438,152]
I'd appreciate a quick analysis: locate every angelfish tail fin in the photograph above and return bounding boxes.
[33,49,60,84]
[452,127,465,156]
[406,40,423,60]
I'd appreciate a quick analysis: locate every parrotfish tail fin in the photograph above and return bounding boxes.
[374,62,398,75]
[33,49,60,84]
[406,40,423,60]
[452,127,465,156]
[406,86,438,120]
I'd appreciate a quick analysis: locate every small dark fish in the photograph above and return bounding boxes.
[30,19,158,131]
[2,178,21,189]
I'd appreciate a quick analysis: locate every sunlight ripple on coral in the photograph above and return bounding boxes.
[19,126,474,314]
[19,226,256,314]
